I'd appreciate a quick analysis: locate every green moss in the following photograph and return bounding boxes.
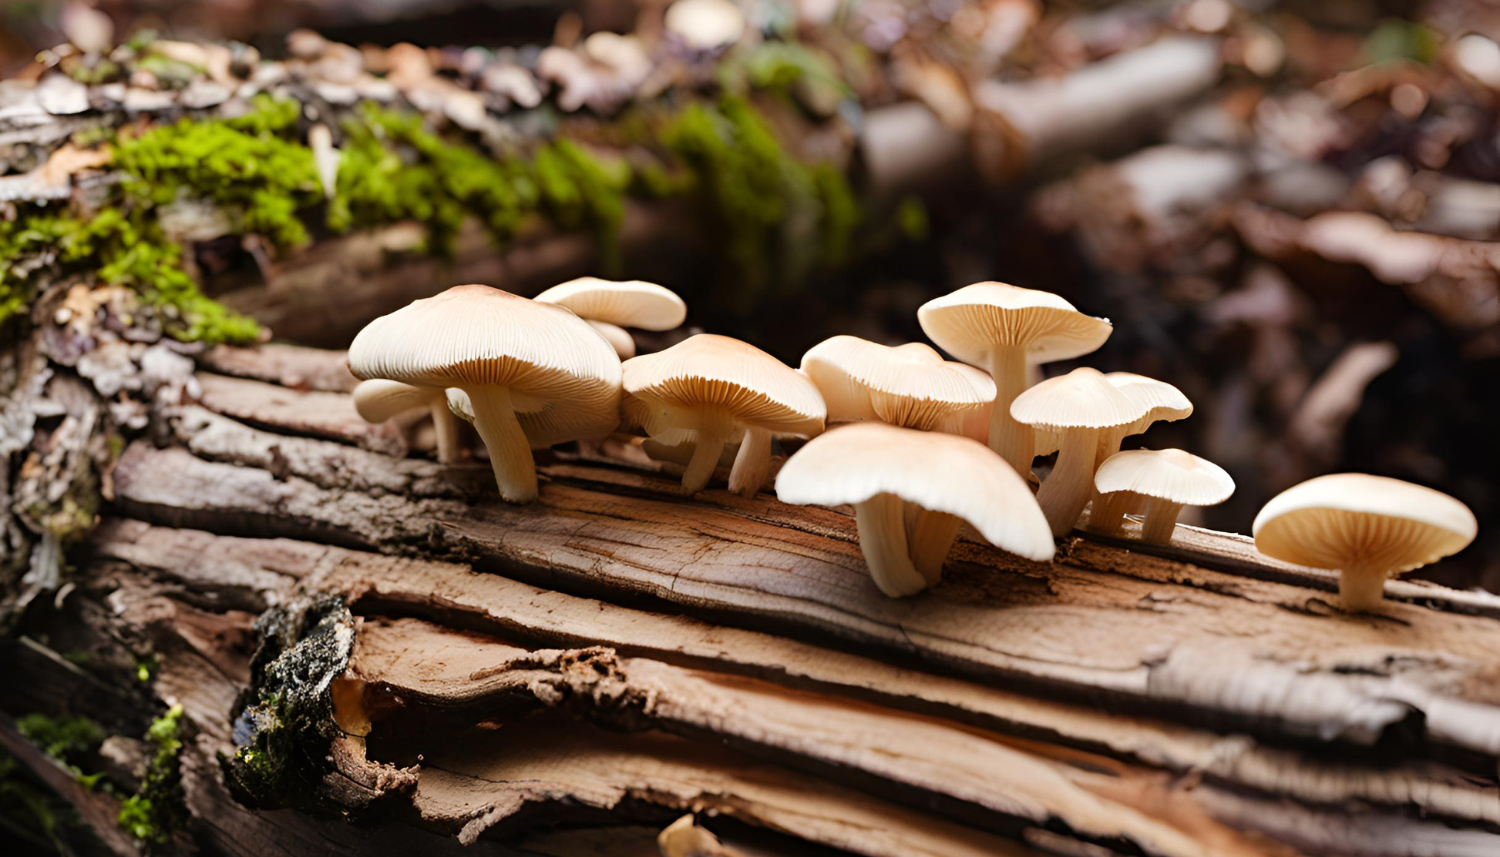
[2,91,864,341]
[17,714,104,764]
[661,96,859,290]
[897,196,930,241]
[114,94,321,250]
[16,713,106,790]
[330,103,538,255]
[329,104,634,271]
[117,705,187,844]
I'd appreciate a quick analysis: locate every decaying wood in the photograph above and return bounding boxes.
[108,374,1500,763]
[4,341,1483,856]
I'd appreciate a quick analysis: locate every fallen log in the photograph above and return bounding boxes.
[8,341,1495,856]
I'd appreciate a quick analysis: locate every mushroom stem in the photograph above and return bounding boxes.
[1140,497,1183,545]
[728,427,772,496]
[682,418,733,495]
[467,386,538,503]
[854,493,927,597]
[1087,492,1131,536]
[988,345,1033,478]
[1337,562,1391,612]
[429,399,463,464]
[588,319,636,360]
[1036,426,1098,537]
[905,506,963,585]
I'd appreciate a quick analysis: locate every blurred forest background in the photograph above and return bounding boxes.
[4,0,1499,594]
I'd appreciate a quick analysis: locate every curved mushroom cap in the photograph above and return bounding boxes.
[664,0,746,51]
[776,423,1054,563]
[349,284,622,445]
[800,336,993,428]
[533,277,687,331]
[352,378,440,424]
[1106,372,1193,433]
[1253,474,1477,573]
[622,334,825,441]
[1095,449,1235,506]
[917,282,1112,367]
[1010,367,1146,432]
[1036,371,1193,455]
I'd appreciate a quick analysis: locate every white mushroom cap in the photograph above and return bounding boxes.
[1012,367,1149,537]
[917,282,1112,368]
[348,285,621,445]
[623,334,824,438]
[777,423,1052,559]
[1095,449,1235,507]
[1253,474,1476,574]
[917,281,1111,477]
[623,333,824,495]
[533,277,687,330]
[664,0,747,52]
[1010,367,1145,432]
[1035,371,1193,457]
[352,378,440,423]
[1106,372,1193,435]
[800,336,993,430]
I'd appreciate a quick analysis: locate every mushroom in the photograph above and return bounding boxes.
[1253,474,1477,612]
[776,423,1053,597]
[532,277,688,359]
[1090,449,1235,544]
[622,334,825,496]
[799,336,994,431]
[664,0,747,53]
[1010,368,1147,537]
[352,378,463,464]
[918,282,1112,477]
[1034,371,1194,507]
[348,285,622,503]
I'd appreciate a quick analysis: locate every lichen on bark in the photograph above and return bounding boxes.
[221,594,356,813]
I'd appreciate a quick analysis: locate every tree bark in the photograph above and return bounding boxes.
[6,342,1498,857]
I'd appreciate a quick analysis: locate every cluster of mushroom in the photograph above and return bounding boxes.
[348,278,1477,611]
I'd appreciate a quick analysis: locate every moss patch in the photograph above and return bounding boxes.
[116,705,187,844]
[2,87,862,342]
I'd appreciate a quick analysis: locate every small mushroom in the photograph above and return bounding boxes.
[664,0,747,53]
[348,285,621,503]
[1253,474,1477,612]
[352,378,463,464]
[776,423,1053,597]
[918,282,1112,477]
[533,277,687,359]
[1090,449,1234,544]
[799,336,994,431]
[622,334,825,496]
[1010,368,1147,537]
[1034,371,1193,505]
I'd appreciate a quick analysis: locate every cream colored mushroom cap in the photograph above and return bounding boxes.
[348,284,622,446]
[801,336,993,426]
[352,378,440,423]
[665,0,746,51]
[1253,474,1477,573]
[1010,367,1147,431]
[917,281,1113,367]
[776,423,1054,563]
[1095,449,1234,506]
[1106,372,1193,429]
[533,277,687,331]
[1035,371,1193,455]
[622,334,825,438]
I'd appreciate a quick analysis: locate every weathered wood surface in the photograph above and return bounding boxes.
[112,372,1500,761]
[9,342,1500,857]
